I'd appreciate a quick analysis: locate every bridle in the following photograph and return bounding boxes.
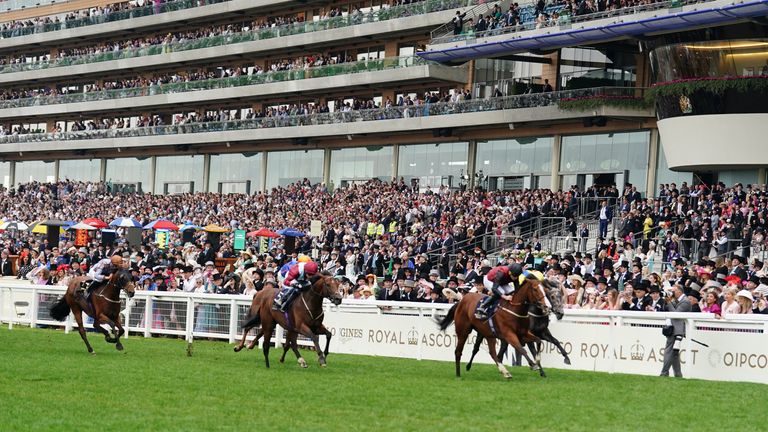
[95,271,132,304]
[301,276,336,321]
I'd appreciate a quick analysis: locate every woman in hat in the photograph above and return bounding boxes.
[735,290,754,314]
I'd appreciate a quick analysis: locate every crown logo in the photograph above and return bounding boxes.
[630,340,644,361]
[407,327,419,345]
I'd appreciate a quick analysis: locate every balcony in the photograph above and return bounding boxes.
[0,1,476,84]
[0,57,469,120]
[420,0,768,63]
[0,87,653,153]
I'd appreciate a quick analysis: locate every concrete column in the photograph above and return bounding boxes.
[149,156,157,194]
[8,161,15,189]
[465,60,475,91]
[392,144,400,181]
[202,154,211,193]
[99,158,107,182]
[646,129,660,197]
[467,140,477,189]
[384,40,398,58]
[323,148,332,189]
[54,160,60,182]
[550,134,562,191]
[261,152,268,193]
[758,168,767,186]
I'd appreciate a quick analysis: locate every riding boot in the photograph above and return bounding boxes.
[474,295,496,320]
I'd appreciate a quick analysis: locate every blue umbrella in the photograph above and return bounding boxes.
[179,222,201,231]
[277,228,306,237]
[109,217,142,228]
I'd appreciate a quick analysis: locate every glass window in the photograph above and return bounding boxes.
[655,144,692,193]
[476,137,553,176]
[718,170,758,188]
[265,150,324,190]
[210,153,262,194]
[15,160,55,187]
[59,159,100,182]
[397,142,468,190]
[329,146,393,190]
[561,131,650,193]
[105,157,152,193]
[155,155,204,194]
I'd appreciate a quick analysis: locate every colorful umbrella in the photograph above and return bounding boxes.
[82,218,108,229]
[277,227,306,237]
[203,224,229,233]
[0,221,29,231]
[109,217,142,228]
[178,223,201,231]
[247,228,280,238]
[144,219,179,231]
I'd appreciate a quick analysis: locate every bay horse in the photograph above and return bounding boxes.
[437,274,549,379]
[234,273,342,368]
[49,270,136,354]
[465,278,571,377]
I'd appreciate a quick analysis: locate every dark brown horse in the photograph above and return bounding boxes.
[49,270,136,354]
[437,275,549,379]
[465,278,570,377]
[234,273,342,368]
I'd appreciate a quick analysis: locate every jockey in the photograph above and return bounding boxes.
[474,262,523,320]
[273,255,319,312]
[77,255,123,307]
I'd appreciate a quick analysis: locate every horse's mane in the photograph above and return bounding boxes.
[309,271,332,285]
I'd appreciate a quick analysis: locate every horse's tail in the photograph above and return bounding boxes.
[437,303,458,331]
[49,296,71,321]
[242,311,261,329]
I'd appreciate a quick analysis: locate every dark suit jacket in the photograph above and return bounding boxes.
[0,259,13,276]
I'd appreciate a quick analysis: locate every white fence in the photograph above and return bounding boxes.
[2,282,767,385]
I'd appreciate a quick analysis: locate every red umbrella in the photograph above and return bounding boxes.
[144,219,179,231]
[247,228,280,238]
[82,218,108,229]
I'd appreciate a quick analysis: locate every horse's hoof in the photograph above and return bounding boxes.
[279,358,285,364]
[233,346,241,353]
[503,374,513,380]
[466,364,472,371]
[298,358,308,368]
[90,352,96,356]
[320,363,327,368]
[564,358,572,365]
[116,344,124,351]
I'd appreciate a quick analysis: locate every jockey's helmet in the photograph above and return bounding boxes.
[297,254,311,263]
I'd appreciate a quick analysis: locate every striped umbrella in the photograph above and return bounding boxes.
[81,218,109,229]
[179,223,201,231]
[109,217,143,228]
[0,221,29,231]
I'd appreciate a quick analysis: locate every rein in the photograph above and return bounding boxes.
[301,278,329,321]
[95,282,122,304]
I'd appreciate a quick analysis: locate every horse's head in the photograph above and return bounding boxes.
[518,273,549,315]
[114,269,135,298]
[541,277,564,320]
[310,272,343,306]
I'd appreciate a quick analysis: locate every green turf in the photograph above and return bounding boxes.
[0,326,763,431]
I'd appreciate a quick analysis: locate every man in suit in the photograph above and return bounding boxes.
[598,200,613,239]
[660,284,692,377]
[197,242,216,267]
[0,249,13,276]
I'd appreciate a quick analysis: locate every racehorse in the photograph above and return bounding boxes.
[49,271,136,354]
[465,278,571,377]
[437,275,549,379]
[234,272,342,368]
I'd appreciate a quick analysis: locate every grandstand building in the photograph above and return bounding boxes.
[0,0,765,194]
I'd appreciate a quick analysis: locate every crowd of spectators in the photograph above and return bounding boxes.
[1,178,766,320]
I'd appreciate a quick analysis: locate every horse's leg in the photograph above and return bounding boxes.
[300,325,325,367]
[234,325,252,352]
[113,316,126,352]
[71,303,94,354]
[466,331,484,372]
[288,333,306,368]
[454,316,472,378]
[502,330,537,374]
[261,321,273,368]
[485,333,511,379]
[542,328,571,365]
[317,324,332,358]
[279,331,295,364]
[247,330,263,350]
[97,313,118,344]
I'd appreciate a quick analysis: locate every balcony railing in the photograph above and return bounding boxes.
[0,87,646,145]
[0,0,478,75]
[429,0,716,45]
[0,56,430,110]
[0,0,229,39]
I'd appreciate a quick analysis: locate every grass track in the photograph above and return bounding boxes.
[0,327,763,431]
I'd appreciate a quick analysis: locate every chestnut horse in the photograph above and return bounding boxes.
[465,278,571,378]
[49,271,136,354]
[234,273,342,368]
[437,275,549,379]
